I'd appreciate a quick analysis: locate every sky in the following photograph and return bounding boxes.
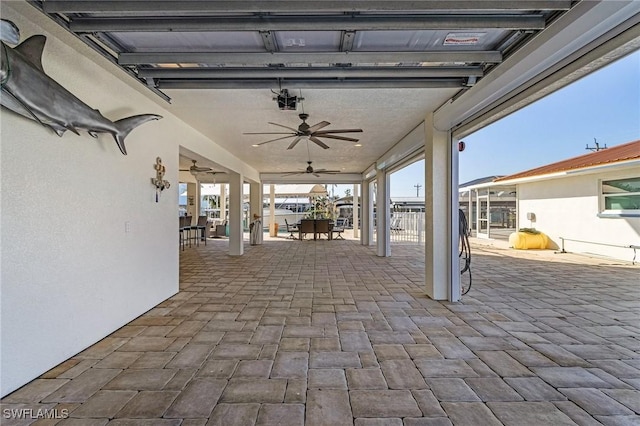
[386,50,640,198]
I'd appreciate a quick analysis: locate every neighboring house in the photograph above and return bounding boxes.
[494,140,640,262]
[458,176,517,234]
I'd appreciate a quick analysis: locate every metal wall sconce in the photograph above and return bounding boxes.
[151,157,170,202]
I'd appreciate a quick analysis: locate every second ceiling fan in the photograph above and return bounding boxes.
[245,113,362,150]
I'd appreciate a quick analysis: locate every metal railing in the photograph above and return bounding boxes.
[558,237,639,265]
[390,212,425,244]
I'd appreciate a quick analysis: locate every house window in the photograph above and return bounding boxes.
[600,177,640,217]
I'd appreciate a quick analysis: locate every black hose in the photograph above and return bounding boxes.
[459,209,472,295]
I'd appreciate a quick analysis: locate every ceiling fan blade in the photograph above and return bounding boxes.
[287,136,303,150]
[308,121,330,133]
[254,135,297,146]
[313,134,360,142]
[268,122,299,132]
[309,136,330,149]
[243,131,295,135]
[313,173,321,177]
[315,169,341,173]
[315,128,363,134]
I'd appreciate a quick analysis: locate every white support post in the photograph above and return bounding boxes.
[360,180,369,245]
[450,136,461,302]
[220,184,227,222]
[228,172,244,256]
[424,112,450,300]
[186,182,198,221]
[376,169,391,257]
[249,181,263,245]
[367,180,376,246]
[269,184,276,237]
[352,184,359,239]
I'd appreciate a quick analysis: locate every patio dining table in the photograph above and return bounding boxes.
[299,219,335,240]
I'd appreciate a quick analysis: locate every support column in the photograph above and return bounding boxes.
[376,169,390,257]
[360,179,371,245]
[249,181,263,245]
[228,172,244,256]
[186,182,198,221]
[352,184,359,239]
[269,184,277,237]
[220,184,227,222]
[449,135,461,302]
[424,112,456,300]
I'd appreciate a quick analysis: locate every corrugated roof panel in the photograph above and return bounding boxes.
[111,31,266,52]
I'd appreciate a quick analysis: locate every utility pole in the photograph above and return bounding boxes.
[414,184,422,197]
[586,138,608,152]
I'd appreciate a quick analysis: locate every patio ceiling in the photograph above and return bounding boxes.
[33,1,640,183]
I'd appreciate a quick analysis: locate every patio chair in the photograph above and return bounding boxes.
[299,219,315,240]
[195,215,208,246]
[390,216,403,234]
[284,219,299,239]
[179,216,187,250]
[179,215,194,249]
[332,221,345,240]
[315,219,332,240]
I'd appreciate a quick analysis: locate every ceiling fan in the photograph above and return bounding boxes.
[282,161,341,177]
[180,160,215,175]
[244,113,363,150]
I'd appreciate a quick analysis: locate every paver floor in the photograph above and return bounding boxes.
[2,237,639,425]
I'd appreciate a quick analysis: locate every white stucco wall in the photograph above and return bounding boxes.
[516,170,640,262]
[0,3,255,396]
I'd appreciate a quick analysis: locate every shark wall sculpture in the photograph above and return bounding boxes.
[0,19,162,155]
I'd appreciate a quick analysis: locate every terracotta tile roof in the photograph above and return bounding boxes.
[495,140,640,182]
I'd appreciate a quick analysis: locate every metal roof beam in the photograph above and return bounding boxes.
[155,78,465,89]
[70,15,545,32]
[138,67,484,79]
[119,51,502,65]
[44,1,572,13]
[259,30,278,52]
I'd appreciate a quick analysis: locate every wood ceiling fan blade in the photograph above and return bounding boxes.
[308,121,330,132]
[287,136,303,150]
[313,173,321,177]
[243,131,295,135]
[315,128,363,134]
[315,169,341,173]
[268,122,299,132]
[254,135,296,145]
[313,134,360,142]
[309,136,330,149]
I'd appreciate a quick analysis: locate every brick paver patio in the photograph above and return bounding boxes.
[2,236,639,425]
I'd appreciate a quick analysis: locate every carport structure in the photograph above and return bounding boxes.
[39,0,638,297]
[1,0,639,397]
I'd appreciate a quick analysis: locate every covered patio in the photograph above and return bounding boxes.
[3,240,638,424]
